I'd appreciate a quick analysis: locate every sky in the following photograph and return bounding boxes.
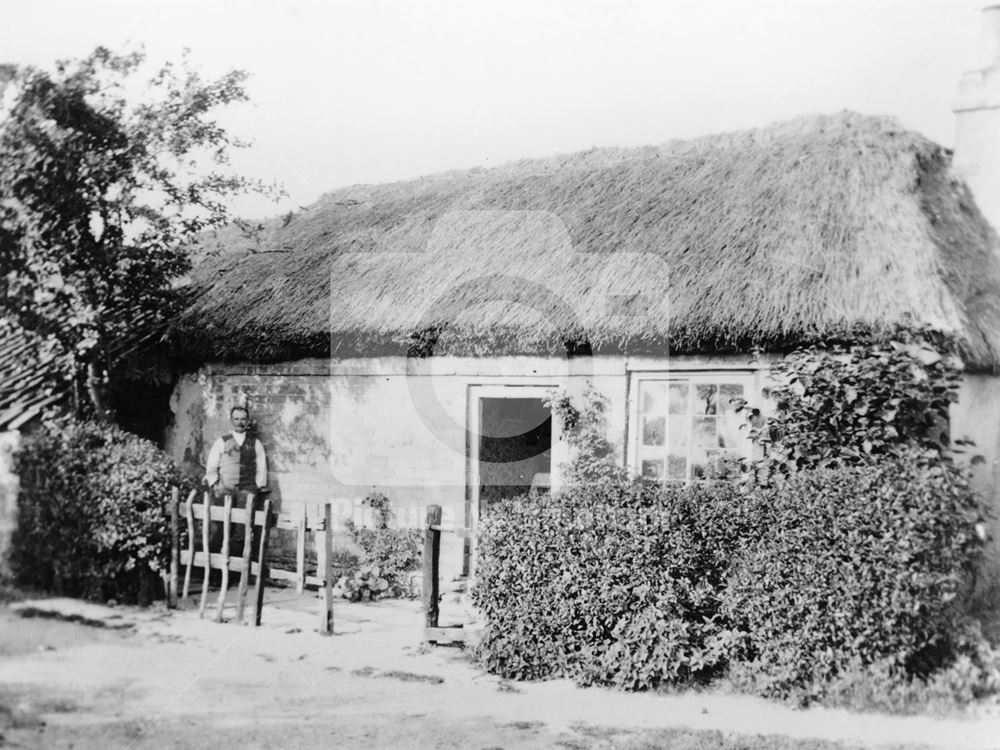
[0,0,992,218]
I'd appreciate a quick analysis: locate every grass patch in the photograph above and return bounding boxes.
[571,725,935,750]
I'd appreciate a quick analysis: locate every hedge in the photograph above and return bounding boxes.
[12,419,194,604]
[472,453,995,702]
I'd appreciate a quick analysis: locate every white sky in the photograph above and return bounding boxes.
[0,0,992,218]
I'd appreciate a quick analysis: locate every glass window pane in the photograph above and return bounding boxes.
[691,449,707,480]
[641,382,667,414]
[640,445,665,460]
[717,416,745,450]
[719,383,745,415]
[667,454,687,480]
[642,416,665,446]
[695,384,718,415]
[693,417,716,447]
[667,416,689,449]
[641,459,664,481]
[692,449,738,480]
[668,384,688,415]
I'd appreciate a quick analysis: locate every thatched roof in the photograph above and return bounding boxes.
[170,112,1000,369]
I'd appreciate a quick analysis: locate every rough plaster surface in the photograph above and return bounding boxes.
[166,356,1000,583]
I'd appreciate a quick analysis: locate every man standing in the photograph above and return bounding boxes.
[205,406,267,501]
[204,406,267,553]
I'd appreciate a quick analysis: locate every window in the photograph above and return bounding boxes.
[633,374,753,483]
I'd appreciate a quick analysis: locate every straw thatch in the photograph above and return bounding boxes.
[171,112,1000,369]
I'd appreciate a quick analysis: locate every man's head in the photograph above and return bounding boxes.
[230,406,250,434]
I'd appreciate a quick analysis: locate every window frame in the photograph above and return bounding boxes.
[626,368,759,485]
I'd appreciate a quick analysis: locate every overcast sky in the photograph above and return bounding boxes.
[0,0,992,218]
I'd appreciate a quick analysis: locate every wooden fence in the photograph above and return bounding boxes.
[168,489,335,635]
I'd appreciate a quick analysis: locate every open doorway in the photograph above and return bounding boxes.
[477,397,552,511]
[466,384,556,577]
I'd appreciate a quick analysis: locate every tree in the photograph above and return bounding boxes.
[0,47,278,418]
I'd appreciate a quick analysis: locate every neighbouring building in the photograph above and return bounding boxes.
[167,109,1000,584]
[0,325,67,576]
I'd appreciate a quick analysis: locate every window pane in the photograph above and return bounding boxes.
[693,417,717,447]
[695,384,718,415]
[667,454,687,480]
[642,416,665,446]
[667,417,689,449]
[718,383,745,415]
[717,416,745,449]
[668,384,688,415]
[641,459,664,481]
[691,449,708,480]
[693,449,738,480]
[641,382,667,414]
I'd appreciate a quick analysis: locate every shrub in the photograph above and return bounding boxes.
[472,479,747,687]
[474,457,990,704]
[343,491,422,598]
[12,418,194,603]
[742,328,964,482]
[722,450,987,701]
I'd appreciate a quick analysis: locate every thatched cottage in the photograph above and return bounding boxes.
[167,110,1000,582]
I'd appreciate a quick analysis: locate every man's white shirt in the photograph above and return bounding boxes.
[204,432,267,488]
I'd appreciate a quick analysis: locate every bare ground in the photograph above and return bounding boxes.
[0,590,998,750]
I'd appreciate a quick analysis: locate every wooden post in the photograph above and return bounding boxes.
[252,497,272,626]
[319,503,333,636]
[168,487,179,608]
[182,490,196,601]
[235,494,255,624]
[215,494,232,622]
[296,503,307,595]
[423,505,442,628]
[198,491,212,618]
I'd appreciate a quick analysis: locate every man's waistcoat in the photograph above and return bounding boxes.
[219,433,256,489]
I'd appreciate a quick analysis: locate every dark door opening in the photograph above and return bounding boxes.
[478,397,552,510]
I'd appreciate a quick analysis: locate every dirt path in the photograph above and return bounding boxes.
[1,595,999,750]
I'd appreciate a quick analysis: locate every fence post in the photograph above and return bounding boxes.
[235,493,255,624]
[253,497,272,626]
[423,504,442,628]
[199,491,212,618]
[296,503,307,595]
[320,503,333,636]
[168,487,179,608]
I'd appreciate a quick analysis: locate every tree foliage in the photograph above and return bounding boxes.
[0,47,277,417]
[741,328,965,483]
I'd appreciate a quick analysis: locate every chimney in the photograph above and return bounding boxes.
[954,6,1000,232]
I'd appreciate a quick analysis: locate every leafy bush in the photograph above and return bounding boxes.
[12,418,194,603]
[343,491,422,598]
[474,331,994,708]
[721,449,986,701]
[474,458,990,703]
[473,479,746,687]
[742,329,963,482]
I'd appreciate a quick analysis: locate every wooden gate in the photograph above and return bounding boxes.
[167,489,335,635]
